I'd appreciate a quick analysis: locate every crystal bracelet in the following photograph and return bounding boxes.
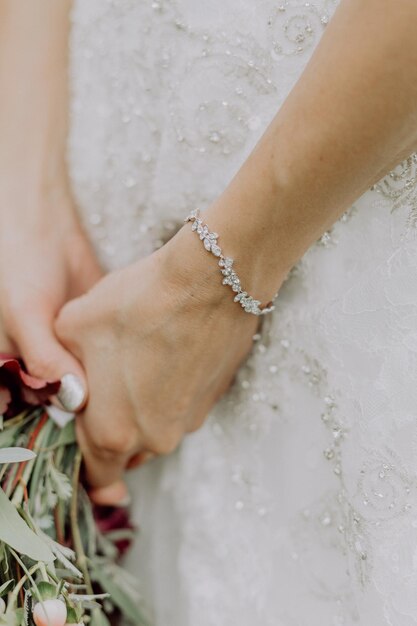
[184,208,276,316]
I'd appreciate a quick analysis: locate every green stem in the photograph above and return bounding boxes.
[39,563,48,583]
[6,552,42,610]
[11,458,35,507]
[70,450,93,595]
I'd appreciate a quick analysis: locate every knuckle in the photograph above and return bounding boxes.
[91,427,137,457]
[147,425,183,456]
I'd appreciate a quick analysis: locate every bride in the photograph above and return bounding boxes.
[1,0,417,623]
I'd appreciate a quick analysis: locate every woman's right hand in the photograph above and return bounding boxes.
[0,0,103,408]
[0,176,103,408]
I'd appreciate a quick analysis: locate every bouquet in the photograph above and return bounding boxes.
[0,355,148,626]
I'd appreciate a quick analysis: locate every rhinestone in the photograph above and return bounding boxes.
[333,428,342,441]
[324,396,335,407]
[209,131,221,143]
[219,257,233,268]
[321,513,332,526]
[211,244,221,256]
[191,221,198,231]
[203,238,211,251]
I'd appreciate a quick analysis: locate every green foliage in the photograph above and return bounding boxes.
[0,408,149,626]
[0,489,53,563]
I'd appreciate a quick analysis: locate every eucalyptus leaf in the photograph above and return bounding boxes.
[0,448,36,465]
[90,608,111,626]
[40,533,82,579]
[0,608,24,626]
[0,488,54,562]
[65,606,82,624]
[53,421,76,448]
[90,563,145,624]
[0,580,14,597]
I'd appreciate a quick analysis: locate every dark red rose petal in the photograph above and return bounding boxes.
[0,386,11,414]
[0,354,60,417]
[93,504,135,558]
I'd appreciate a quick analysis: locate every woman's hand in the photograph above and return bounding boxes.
[0,0,102,406]
[55,224,261,503]
[0,179,103,400]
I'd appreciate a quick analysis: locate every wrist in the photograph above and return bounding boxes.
[201,194,289,304]
[157,210,285,316]
[0,171,78,237]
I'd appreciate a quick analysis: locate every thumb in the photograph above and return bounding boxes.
[11,306,87,412]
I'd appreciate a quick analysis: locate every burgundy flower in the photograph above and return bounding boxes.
[0,353,60,418]
[93,504,135,557]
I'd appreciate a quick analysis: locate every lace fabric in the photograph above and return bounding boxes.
[68,1,417,623]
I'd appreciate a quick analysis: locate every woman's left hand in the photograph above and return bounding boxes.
[55,224,260,503]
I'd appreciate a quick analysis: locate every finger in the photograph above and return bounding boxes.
[54,297,86,361]
[89,481,131,506]
[76,418,130,492]
[126,451,156,469]
[9,306,87,412]
[0,324,17,355]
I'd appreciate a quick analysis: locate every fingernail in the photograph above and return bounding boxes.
[115,493,132,508]
[57,373,86,412]
[46,404,75,427]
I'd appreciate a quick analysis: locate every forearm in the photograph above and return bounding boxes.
[198,0,417,302]
[0,0,72,202]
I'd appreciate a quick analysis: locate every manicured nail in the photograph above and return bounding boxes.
[57,373,86,412]
[46,404,75,427]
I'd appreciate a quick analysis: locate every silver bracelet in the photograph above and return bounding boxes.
[184,208,276,316]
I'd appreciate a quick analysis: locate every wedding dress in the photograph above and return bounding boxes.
[68,1,417,624]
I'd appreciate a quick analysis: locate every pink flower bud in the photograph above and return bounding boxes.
[0,597,6,614]
[33,599,67,626]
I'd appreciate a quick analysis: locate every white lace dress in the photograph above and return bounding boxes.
[68,1,417,624]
